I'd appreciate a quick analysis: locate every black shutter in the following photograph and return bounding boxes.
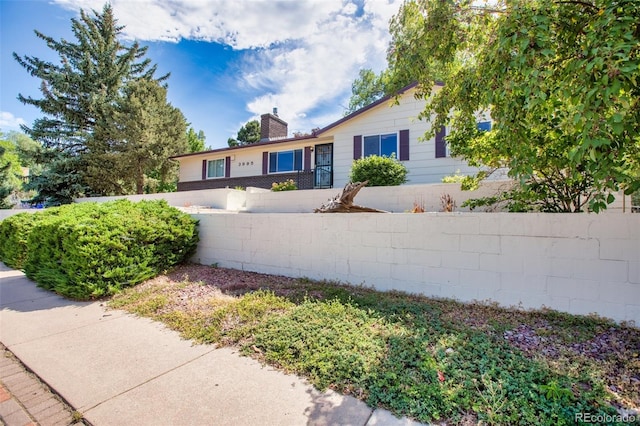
[225,156,231,178]
[435,126,447,158]
[262,152,268,175]
[399,129,409,161]
[353,135,362,160]
[202,159,207,179]
[304,146,312,170]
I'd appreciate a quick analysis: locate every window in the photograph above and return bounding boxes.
[207,159,225,178]
[269,149,303,173]
[363,133,397,158]
[477,121,492,131]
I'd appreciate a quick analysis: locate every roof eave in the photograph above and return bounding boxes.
[170,134,317,160]
[314,81,429,136]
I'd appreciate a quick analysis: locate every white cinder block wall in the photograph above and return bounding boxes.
[74,188,246,210]
[190,212,640,325]
[244,181,516,213]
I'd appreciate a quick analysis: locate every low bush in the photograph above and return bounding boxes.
[349,155,408,186]
[0,199,198,299]
[0,212,42,269]
[271,179,297,191]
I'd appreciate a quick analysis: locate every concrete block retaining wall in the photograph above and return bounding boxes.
[190,211,640,325]
[2,183,637,324]
[244,181,515,213]
[74,188,246,211]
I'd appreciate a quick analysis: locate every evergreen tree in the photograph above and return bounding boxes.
[228,120,261,147]
[24,151,86,206]
[13,4,168,201]
[99,79,188,194]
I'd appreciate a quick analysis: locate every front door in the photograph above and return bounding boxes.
[314,143,333,188]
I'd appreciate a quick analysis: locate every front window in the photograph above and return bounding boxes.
[207,159,225,178]
[363,133,397,157]
[477,121,492,131]
[269,149,302,173]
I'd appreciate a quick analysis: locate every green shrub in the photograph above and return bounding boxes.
[271,179,297,191]
[0,212,42,269]
[349,155,408,186]
[441,169,467,184]
[3,199,198,299]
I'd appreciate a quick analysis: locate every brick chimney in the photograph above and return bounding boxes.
[260,108,288,141]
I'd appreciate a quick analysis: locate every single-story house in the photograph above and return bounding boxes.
[171,82,491,191]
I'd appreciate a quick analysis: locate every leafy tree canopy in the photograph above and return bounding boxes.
[187,127,207,153]
[345,69,387,115]
[228,120,261,147]
[345,67,422,116]
[0,132,43,208]
[0,145,17,208]
[388,0,640,212]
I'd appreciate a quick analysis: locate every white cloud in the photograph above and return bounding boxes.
[54,0,403,133]
[54,0,346,47]
[0,112,27,130]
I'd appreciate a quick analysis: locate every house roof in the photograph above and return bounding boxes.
[313,81,420,136]
[170,81,425,160]
[170,133,316,160]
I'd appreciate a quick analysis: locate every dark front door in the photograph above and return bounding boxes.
[314,143,333,188]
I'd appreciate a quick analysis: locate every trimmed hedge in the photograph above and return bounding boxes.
[0,199,198,299]
[0,211,42,269]
[349,155,408,186]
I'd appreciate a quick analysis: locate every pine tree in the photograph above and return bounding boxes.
[13,4,169,200]
[98,79,188,194]
[227,120,260,147]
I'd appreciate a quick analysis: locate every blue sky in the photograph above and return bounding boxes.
[1,0,402,150]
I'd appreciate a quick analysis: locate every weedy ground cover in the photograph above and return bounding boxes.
[110,264,640,425]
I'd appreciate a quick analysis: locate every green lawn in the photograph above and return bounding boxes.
[109,265,640,425]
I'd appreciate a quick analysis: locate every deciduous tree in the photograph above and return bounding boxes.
[0,146,15,209]
[345,69,387,115]
[388,0,640,212]
[187,127,207,153]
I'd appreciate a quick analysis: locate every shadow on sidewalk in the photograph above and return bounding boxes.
[0,263,92,313]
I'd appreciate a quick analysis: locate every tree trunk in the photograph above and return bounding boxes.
[136,163,144,194]
[314,181,387,213]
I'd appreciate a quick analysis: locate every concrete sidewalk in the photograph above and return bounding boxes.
[0,263,424,426]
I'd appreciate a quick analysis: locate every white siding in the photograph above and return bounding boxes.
[178,156,205,182]
[321,86,481,188]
